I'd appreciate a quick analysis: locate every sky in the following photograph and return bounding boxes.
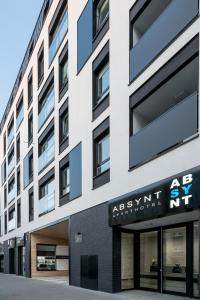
[0,0,44,121]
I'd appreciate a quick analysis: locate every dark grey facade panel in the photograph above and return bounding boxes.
[23,154,29,189]
[130,92,198,168]
[130,0,198,81]
[77,0,93,72]
[70,202,114,293]
[69,143,82,201]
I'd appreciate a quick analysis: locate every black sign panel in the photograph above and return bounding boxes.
[109,166,200,226]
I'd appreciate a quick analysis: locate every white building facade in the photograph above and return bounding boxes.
[0,0,200,298]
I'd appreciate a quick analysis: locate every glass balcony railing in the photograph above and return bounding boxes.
[38,89,55,130]
[130,0,198,81]
[8,186,16,204]
[38,136,55,172]
[38,191,55,216]
[49,11,68,64]
[7,157,15,176]
[8,217,15,232]
[130,92,198,168]
[16,107,24,130]
[7,127,14,147]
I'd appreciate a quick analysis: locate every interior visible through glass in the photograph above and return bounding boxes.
[163,226,186,294]
[140,231,158,290]
[121,232,134,290]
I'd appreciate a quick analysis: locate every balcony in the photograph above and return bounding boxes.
[130,0,198,81]
[38,191,55,216]
[38,136,55,172]
[7,127,14,147]
[49,11,68,64]
[16,106,24,130]
[130,92,198,168]
[8,217,15,232]
[38,89,55,130]
[7,157,15,176]
[8,185,16,204]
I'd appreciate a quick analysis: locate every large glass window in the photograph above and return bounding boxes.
[96,63,109,105]
[38,45,44,86]
[163,226,186,294]
[39,177,55,216]
[60,113,68,143]
[59,53,68,93]
[121,232,134,290]
[140,231,158,290]
[37,245,56,271]
[38,83,55,130]
[95,0,109,34]
[60,165,70,197]
[96,134,110,175]
[29,188,34,222]
[49,8,68,64]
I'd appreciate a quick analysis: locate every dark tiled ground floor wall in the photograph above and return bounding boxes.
[70,202,120,293]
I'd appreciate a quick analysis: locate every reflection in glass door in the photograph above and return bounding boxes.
[140,231,159,290]
[193,222,199,298]
[121,232,134,290]
[163,227,186,294]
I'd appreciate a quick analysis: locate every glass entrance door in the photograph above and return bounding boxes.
[140,231,159,290]
[163,226,186,294]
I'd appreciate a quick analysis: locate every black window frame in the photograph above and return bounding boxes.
[93,117,110,189]
[28,69,33,107]
[59,154,70,206]
[29,187,34,222]
[59,43,68,100]
[38,120,54,174]
[93,0,109,39]
[17,198,21,228]
[38,42,44,88]
[23,148,34,189]
[16,133,20,163]
[59,99,69,153]
[4,185,7,209]
[3,133,6,156]
[4,212,7,235]
[38,168,55,217]
[16,92,24,130]
[28,109,33,146]
[92,42,109,120]
[36,244,56,271]
[17,166,21,196]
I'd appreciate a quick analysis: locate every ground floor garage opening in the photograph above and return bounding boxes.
[30,220,69,283]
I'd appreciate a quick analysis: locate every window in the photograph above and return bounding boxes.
[60,164,70,197]
[1,160,6,185]
[3,133,6,156]
[4,212,7,235]
[38,43,44,87]
[4,185,7,209]
[38,169,55,216]
[93,117,110,189]
[28,109,33,145]
[38,71,54,130]
[7,146,14,176]
[17,199,21,228]
[93,42,109,119]
[17,166,21,196]
[96,134,110,175]
[49,0,68,64]
[8,206,15,232]
[23,148,33,189]
[59,43,68,98]
[37,244,56,271]
[8,177,15,194]
[38,121,54,173]
[59,100,69,153]
[29,153,33,180]
[29,188,34,222]
[16,95,24,130]
[16,133,20,163]
[94,0,109,35]
[7,117,14,147]
[28,70,33,106]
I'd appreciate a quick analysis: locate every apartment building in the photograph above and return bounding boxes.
[0,0,199,298]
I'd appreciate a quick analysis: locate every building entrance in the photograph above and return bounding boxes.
[121,221,199,298]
